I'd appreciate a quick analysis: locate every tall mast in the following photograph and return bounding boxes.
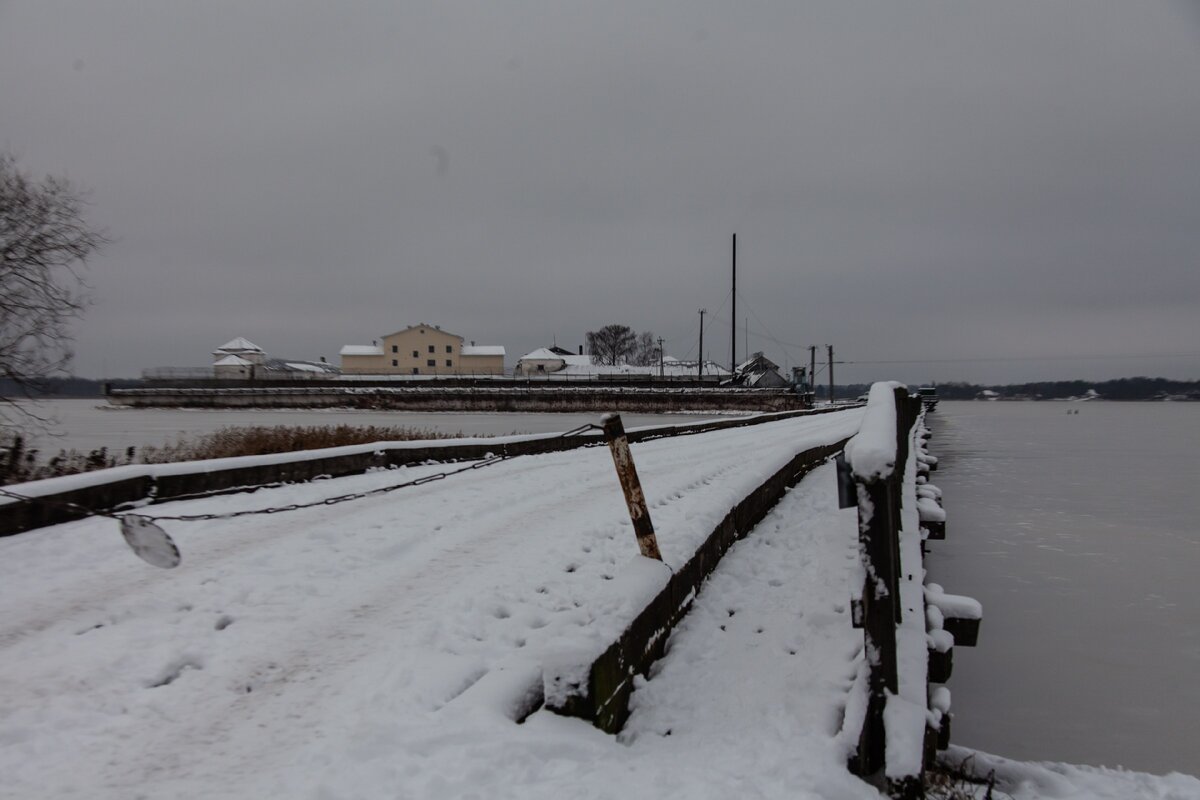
[731,233,737,373]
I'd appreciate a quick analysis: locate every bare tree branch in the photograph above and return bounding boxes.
[0,152,107,434]
[629,330,659,366]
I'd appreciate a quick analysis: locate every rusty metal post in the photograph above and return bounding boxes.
[601,414,663,561]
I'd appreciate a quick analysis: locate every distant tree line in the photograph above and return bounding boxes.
[827,377,1200,401]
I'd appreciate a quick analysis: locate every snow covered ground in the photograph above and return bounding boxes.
[2,407,1196,799]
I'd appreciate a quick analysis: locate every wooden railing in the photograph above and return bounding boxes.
[838,382,981,799]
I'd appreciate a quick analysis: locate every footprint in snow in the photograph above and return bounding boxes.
[147,656,204,688]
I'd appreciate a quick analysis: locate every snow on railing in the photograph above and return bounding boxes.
[843,380,904,481]
[837,381,980,799]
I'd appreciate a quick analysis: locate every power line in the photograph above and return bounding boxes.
[665,288,732,361]
[739,293,799,368]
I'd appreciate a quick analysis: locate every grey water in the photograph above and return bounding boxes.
[925,401,1200,776]
[8,398,724,455]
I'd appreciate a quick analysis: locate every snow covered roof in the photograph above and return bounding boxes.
[554,360,731,377]
[518,348,566,361]
[461,345,505,357]
[735,352,780,374]
[213,354,253,367]
[214,337,264,354]
[516,349,730,376]
[340,345,384,357]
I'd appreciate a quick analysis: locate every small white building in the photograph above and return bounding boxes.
[729,352,788,388]
[213,354,254,379]
[213,337,267,366]
[514,348,593,376]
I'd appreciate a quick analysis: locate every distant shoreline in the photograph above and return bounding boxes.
[4,375,1199,403]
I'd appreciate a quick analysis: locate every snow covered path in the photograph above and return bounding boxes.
[263,462,879,800]
[1,411,863,798]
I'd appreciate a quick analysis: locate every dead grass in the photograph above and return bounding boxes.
[137,424,474,462]
[927,752,1008,800]
[2,424,486,484]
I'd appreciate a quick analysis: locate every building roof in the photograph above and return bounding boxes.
[518,348,567,361]
[214,337,264,354]
[461,345,505,357]
[517,348,730,376]
[262,359,339,374]
[340,345,384,357]
[381,324,464,341]
[213,354,253,367]
[735,352,780,374]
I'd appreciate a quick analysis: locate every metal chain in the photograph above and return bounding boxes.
[1,417,757,526]
[0,423,607,525]
[0,486,121,520]
[148,452,512,521]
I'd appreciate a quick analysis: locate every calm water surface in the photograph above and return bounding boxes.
[925,401,1199,775]
[13,398,726,454]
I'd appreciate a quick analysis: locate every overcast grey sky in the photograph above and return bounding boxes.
[2,0,1198,384]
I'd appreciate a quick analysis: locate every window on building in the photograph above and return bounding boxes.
[428,345,435,353]
[427,359,435,367]
[536,364,545,372]
[446,345,452,353]
[412,367,419,374]
[392,359,398,367]
[392,345,398,353]
[446,359,452,367]
[412,350,418,358]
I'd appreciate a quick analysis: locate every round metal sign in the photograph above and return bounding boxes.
[119,515,181,569]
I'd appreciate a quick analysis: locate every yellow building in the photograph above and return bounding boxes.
[340,324,505,375]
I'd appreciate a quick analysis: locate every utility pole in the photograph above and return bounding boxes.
[744,317,748,364]
[698,309,706,380]
[658,336,664,378]
[827,344,835,404]
[809,346,817,395]
[730,233,737,374]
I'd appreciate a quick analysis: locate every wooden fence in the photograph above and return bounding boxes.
[839,383,981,798]
[1,408,847,537]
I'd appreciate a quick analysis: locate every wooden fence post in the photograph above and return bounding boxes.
[601,414,663,561]
[852,386,912,780]
[856,472,900,777]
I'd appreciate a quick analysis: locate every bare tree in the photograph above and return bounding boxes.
[586,325,660,367]
[1,153,107,431]
[629,330,659,366]
[586,324,638,366]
